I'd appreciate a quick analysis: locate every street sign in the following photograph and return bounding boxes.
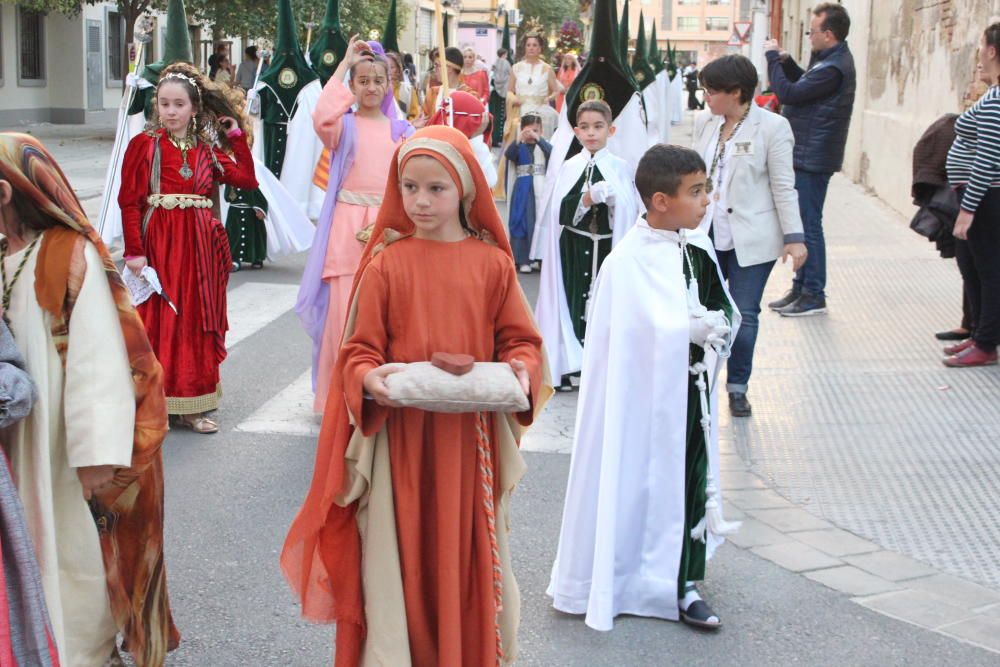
[735,21,752,42]
[726,31,742,47]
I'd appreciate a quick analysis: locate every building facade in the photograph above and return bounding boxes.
[621,0,746,67]
[0,2,247,126]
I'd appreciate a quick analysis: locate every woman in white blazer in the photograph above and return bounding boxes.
[693,55,807,417]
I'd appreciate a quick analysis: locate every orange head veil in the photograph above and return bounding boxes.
[350,124,511,296]
[280,125,518,666]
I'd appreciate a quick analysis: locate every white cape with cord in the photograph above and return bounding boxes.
[655,69,674,145]
[530,91,648,260]
[277,79,325,219]
[219,155,315,260]
[671,72,685,124]
[546,220,741,631]
[534,146,640,381]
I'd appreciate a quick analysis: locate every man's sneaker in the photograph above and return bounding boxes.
[777,293,827,317]
[728,392,752,417]
[943,345,998,367]
[768,289,801,311]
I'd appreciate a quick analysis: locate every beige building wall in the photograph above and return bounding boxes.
[778,0,1000,216]
[623,0,742,67]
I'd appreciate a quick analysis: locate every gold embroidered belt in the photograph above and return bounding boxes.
[516,164,546,177]
[147,194,212,210]
[337,190,383,207]
[520,95,547,106]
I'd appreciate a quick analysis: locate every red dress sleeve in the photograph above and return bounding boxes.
[493,259,545,427]
[118,133,153,258]
[212,133,258,190]
[340,265,391,436]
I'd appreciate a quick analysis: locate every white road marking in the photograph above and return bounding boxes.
[236,370,321,436]
[226,282,300,349]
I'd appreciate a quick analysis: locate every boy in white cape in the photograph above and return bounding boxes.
[548,144,742,631]
[535,100,641,391]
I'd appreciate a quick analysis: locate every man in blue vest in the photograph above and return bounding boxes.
[764,2,856,316]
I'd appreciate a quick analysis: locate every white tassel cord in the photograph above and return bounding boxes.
[682,236,742,544]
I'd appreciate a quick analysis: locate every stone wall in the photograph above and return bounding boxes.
[778,0,1000,216]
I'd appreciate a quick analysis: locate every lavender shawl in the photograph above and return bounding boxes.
[294,111,413,389]
[0,321,58,666]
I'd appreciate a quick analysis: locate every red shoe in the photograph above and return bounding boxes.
[943,345,998,367]
[943,339,976,356]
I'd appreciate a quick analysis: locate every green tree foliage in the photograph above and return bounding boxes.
[185,0,406,45]
[518,0,576,46]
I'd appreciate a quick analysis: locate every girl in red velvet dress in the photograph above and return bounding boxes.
[119,62,258,433]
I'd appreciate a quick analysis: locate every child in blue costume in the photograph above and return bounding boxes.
[505,113,552,272]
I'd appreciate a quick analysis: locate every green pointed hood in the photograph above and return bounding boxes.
[564,0,637,151]
[139,0,192,84]
[648,18,663,74]
[262,0,319,109]
[666,39,678,79]
[382,0,399,53]
[309,0,349,85]
[631,11,655,90]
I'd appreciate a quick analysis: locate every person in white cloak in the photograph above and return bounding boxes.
[534,100,641,390]
[548,144,742,631]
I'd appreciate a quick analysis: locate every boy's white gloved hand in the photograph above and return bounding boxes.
[587,180,612,205]
[126,73,153,90]
[689,310,731,348]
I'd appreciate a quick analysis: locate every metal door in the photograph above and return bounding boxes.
[86,20,103,111]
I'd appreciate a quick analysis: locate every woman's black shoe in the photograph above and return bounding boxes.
[680,599,721,630]
[935,328,971,341]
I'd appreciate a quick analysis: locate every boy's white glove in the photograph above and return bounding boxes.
[587,180,613,205]
[689,310,731,348]
[126,73,153,90]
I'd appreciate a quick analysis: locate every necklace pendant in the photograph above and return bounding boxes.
[179,161,193,180]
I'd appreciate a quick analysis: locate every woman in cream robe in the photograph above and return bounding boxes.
[2,236,134,665]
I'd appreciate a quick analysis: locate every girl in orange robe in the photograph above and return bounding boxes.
[281,126,552,667]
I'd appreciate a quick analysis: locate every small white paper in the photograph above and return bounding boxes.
[121,267,154,306]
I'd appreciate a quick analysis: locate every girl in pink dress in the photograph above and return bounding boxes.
[296,36,414,411]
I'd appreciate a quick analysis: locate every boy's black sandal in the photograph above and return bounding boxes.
[680,600,721,630]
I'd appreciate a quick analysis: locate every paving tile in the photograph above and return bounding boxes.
[804,565,901,596]
[792,528,881,557]
[844,551,938,582]
[938,615,1000,652]
[719,470,767,490]
[905,573,1000,612]
[724,518,791,549]
[853,589,973,630]
[976,603,1000,619]
[747,507,832,533]
[751,542,842,573]
[724,488,793,510]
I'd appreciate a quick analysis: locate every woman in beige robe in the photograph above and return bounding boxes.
[0,132,176,666]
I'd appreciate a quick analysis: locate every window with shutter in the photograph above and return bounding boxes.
[18,7,45,83]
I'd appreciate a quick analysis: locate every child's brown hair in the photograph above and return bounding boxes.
[576,99,612,125]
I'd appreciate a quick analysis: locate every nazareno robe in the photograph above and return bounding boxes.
[535,146,640,381]
[224,185,268,265]
[119,129,258,414]
[547,220,740,631]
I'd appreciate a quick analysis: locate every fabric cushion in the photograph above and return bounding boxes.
[385,361,529,413]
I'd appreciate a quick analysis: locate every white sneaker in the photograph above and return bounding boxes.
[519,264,533,273]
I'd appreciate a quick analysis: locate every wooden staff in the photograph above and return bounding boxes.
[435,0,450,98]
